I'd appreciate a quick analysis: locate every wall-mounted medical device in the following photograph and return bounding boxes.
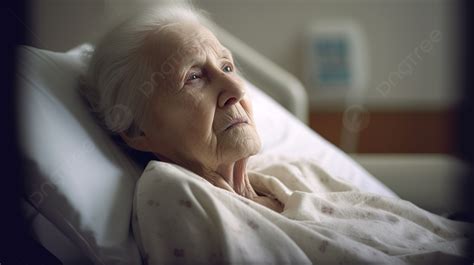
[303,20,369,106]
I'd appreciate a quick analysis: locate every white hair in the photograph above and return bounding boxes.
[81,3,207,137]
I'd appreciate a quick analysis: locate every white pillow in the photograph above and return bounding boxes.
[18,45,142,265]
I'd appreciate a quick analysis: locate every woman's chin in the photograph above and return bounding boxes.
[227,134,261,159]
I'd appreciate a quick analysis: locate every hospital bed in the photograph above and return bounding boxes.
[18,5,469,265]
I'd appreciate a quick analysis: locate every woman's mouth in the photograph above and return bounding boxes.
[225,117,248,131]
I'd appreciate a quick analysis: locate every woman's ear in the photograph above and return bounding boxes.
[119,131,151,152]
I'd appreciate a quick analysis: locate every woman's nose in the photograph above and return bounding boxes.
[217,74,245,108]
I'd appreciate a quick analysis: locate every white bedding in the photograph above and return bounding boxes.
[132,154,472,265]
[247,82,398,199]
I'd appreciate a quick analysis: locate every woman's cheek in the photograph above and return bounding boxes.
[241,97,255,121]
[182,88,206,110]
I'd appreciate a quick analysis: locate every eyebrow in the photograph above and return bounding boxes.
[221,48,232,58]
[172,46,234,84]
[179,46,233,69]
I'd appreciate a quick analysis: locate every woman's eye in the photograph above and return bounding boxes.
[186,72,202,82]
[223,65,233,73]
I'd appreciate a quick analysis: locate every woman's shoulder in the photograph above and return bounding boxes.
[247,153,325,172]
[136,160,212,194]
[247,153,326,183]
[247,153,356,194]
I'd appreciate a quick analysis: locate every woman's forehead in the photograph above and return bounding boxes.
[143,22,232,88]
[154,22,227,63]
[141,22,232,90]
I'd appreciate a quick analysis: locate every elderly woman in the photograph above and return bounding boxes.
[84,5,282,213]
[82,4,472,265]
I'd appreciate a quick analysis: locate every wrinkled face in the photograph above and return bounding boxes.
[140,22,261,171]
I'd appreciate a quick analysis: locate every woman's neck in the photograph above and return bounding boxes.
[208,159,284,213]
[154,153,283,212]
[156,153,258,199]
[210,158,259,199]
